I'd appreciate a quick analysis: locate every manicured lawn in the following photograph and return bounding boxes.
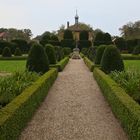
[124,60,140,71]
[0,60,26,73]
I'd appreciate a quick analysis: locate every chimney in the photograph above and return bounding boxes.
[67,21,69,28]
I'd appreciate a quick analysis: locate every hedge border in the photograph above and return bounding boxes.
[93,68,140,140]
[0,68,58,140]
[83,56,94,72]
[0,56,27,60]
[121,54,140,60]
[50,57,69,72]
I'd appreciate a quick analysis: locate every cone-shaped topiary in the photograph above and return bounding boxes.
[45,44,56,64]
[14,48,22,56]
[95,45,106,64]
[26,43,49,74]
[101,45,124,74]
[2,47,12,57]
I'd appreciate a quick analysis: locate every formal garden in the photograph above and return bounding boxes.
[0,21,140,140]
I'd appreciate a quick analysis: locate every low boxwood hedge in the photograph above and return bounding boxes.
[80,53,85,58]
[83,57,94,72]
[50,57,69,72]
[0,56,27,60]
[93,68,140,140]
[0,68,58,140]
[121,54,140,60]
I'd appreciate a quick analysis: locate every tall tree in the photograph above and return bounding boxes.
[119,21,140,40]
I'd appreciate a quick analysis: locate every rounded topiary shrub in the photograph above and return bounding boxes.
[101,45,124,74]
[14,48,22,56]
[45,44,56,64]
[26,43,49,74]
[2,47,12,57]
[95,45,106,64]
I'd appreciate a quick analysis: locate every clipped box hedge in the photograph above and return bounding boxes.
[0,68,58,140]
[50,57,69,72]
[83,57,94,72]
[80,53,85,58]
[121,54,140,60]
[0,56,27,60]
[93,68,140,140]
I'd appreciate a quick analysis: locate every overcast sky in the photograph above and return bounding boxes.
[0,0,140,37]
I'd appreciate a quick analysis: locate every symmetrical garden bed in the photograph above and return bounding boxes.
[83,56,140,140]
[0,68,58,140]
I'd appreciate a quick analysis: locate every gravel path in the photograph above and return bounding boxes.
[20,59,128,140]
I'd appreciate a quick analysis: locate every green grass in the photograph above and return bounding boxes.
[0,60,26,73]
[124,60,140,71]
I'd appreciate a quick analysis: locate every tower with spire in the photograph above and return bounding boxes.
[75,10,79,25]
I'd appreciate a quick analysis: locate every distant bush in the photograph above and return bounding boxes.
[0,48,2,55]
[132,46,140,55]
[87,46,96,61]
[26,43,49,73]
[14,48,22,56]
[78,40,92,50]
[45,44,57,64]
[61,39,75,49]
[95,45,106,64]
[79,30,89,40]
[101,45,124,73]
[63,47,71,56]
[63,29,73,40]
[2,47,12,57]
[81,48,88,56]
[54,46,64,61]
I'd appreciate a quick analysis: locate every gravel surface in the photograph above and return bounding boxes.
[20,59,128,140]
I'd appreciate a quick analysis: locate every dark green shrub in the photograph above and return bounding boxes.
[95,45,106,64]
[94,32,112,46]
[61,39,75,49]
[26,43,49,73]
[101,45,124,73]
[11,39,29,53]
[114,37,126,51]
[45,44,56,64]
[132,46,140,55]
[78,40,91,50]
[14,48,22,56]
[79,30,89,40]
[2,47,12,57]
[54,46,64,61]
[63,29,73,39]
[81,48,88,55]
[63,47,71,56]
[50,57,69,71]
[87,46,96,61]
[0,48,2,55]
